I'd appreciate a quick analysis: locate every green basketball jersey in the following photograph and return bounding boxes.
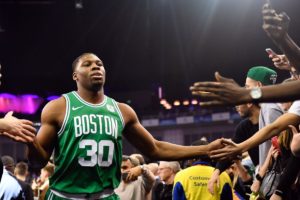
[49,91,124,194]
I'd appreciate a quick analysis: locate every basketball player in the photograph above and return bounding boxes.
[27,53,223,200]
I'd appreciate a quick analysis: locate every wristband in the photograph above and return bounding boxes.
[255,174,263,182]
[139,164,147,175]
[274,189,284,197]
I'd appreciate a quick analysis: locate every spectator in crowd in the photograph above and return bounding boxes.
[173,140,233,200]
[208,66,281,200]
[152,161,181,200]
[14,161,34,200]
[147,163,159,177]
[115,155,155,200]
[209,103,259,195]
[131,153,145,165]
[226,160,251,199]
[190,2,300,107]
[2,155,15,173]
[14,161,30,183]
[32,162,54,199]
[0,155,24,199]
[240,66,282,167]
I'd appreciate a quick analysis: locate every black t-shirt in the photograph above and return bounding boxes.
[152,180,173,200]
[216,118,259,172]
[233,118,259,166]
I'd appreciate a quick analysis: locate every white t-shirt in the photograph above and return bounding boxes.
[288,100,300,116]
[0,169,22,199]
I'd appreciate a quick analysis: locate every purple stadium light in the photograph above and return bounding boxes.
[0,93,44,114]
[46,95,60,101]
[20,95,44,114]
[0,93,19,113]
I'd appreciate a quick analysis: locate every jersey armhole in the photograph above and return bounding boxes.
[112,99,125,129]
[57,95,70,137]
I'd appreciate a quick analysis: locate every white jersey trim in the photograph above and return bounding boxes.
[57,94,70,137]
[49,189,115,200]
[72,91,107,108]
[112,99,125,128]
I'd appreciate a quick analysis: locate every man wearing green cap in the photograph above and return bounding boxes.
[246,66,277,86]
[245,66,284,194]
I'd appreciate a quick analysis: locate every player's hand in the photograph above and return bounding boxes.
[0,111,36,143]
[208,138,225,152]
[190,72,249,107]
[210,139,242,161]
[208,169,220,195]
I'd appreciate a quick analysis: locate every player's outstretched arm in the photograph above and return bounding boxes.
[27,98,64,168]
[119,103,224,161]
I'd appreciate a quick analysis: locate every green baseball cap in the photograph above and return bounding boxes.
[247,66,277,85]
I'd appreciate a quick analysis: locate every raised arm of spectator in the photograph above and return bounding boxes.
[0,111,36,143]
[210,112,300,160]
[263,3,300,70]
[251,146,275,193]
[125,164,155,193]
[267,50,299,79]
[190,72,300,107]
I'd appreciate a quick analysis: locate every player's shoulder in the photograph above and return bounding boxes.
[116,102,138,124]
[41,96,66,119]
[115,102,134,113]
[44,96,65,110]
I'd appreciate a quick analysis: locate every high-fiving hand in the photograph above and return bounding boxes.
[0,111,36,143]
[190,72,250,107]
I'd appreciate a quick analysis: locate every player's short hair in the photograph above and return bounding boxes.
[72,53,96,71]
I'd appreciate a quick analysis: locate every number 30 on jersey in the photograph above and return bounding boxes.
[78,139,114,167]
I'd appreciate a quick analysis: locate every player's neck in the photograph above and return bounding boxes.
[76,89,105,104]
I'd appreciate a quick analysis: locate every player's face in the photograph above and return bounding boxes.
[73,54,106,90]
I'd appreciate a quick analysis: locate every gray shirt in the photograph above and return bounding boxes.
[115,168,155,200]
[258,103,283,166]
